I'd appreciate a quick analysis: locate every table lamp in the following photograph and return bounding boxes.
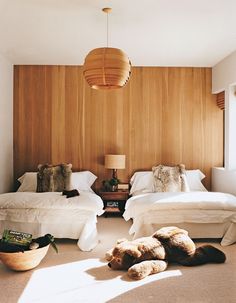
[105,154,126,180]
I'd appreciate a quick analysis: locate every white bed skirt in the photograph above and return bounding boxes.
[0,209,99,251]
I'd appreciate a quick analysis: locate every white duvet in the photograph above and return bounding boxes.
[123,191,236,221]
[0,191,104,251]
[0,191,104,214]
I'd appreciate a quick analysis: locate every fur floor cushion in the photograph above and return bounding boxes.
[106,226,226,280]
[152,164,189,192]
[36,163,72,192]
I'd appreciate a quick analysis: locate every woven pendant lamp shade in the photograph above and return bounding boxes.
[83,47,131,90]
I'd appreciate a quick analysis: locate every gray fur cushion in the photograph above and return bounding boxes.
[36,163,72,192]
[152,164,189,192]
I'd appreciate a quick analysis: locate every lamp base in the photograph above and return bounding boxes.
[112,169,118,180]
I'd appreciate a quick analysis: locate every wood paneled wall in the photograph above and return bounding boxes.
[14,66,223,190]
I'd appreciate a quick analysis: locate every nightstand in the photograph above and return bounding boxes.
[98,190,130,217]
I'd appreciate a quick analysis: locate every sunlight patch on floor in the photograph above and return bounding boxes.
[18,258,182,303]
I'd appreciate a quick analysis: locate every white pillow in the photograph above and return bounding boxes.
[129,169,207,195]
[17,172,37,192]
[185,169,207,191]
[130,171,154,195]
[70,171,97,192]
[17,171,97,192]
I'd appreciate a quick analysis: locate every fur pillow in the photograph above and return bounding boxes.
[152,164,189,192]
[36,163,72,192]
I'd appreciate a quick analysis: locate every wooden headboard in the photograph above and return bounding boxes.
[14,66,223,190]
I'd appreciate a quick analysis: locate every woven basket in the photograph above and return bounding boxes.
[0,244,49,271]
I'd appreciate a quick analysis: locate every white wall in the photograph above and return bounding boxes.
[0,53,13,193]
[212,51,236,93]
[212,50,236,193]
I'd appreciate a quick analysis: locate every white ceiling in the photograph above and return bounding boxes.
[0,0,236,66]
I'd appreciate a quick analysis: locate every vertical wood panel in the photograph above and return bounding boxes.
[64,66,81,166]
[51,66,66,163]
[14,66,223,190]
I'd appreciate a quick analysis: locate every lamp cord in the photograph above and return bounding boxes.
[103,8,112,47]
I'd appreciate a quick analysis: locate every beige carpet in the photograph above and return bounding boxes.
[0,217,235,303]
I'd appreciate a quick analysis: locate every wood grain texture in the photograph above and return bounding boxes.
[14,66,223,190]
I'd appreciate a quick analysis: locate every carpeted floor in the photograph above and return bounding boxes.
[0,217,235,303]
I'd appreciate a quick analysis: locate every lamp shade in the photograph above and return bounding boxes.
[105,154,126,169]
[83,47,131,90]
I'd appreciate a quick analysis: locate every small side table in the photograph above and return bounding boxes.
[98,190,130,217]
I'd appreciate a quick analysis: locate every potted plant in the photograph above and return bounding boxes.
[102,178,120,192]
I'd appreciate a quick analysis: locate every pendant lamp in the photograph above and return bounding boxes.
[83,8,131,90]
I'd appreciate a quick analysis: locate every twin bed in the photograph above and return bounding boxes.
[1,167,236,252]
[0,171,104,251]
[123,191,236,246]
[123,170,236,246]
